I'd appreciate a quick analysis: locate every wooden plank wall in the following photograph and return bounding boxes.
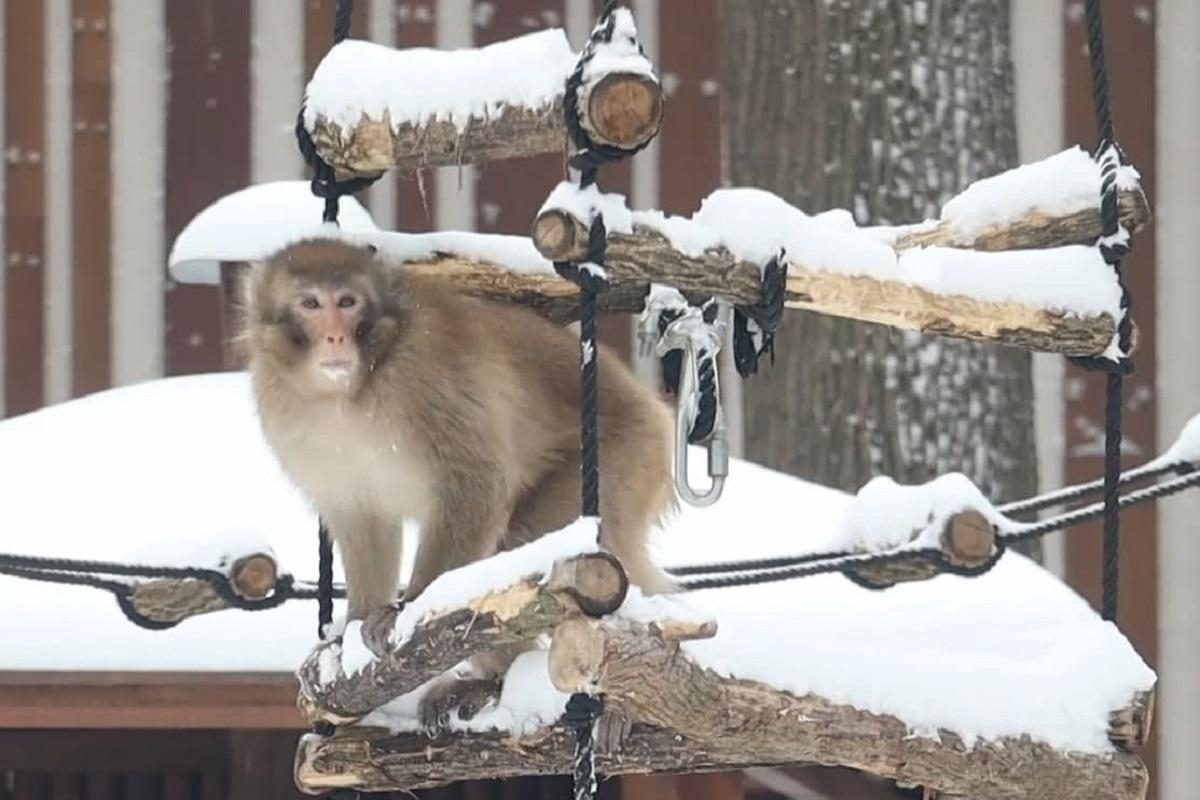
[163,1,250,376]
[3,2,46,415]
[1062,1,1159,798]
[71,0,112,397]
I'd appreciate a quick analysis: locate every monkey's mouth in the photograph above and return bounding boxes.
[317,360,356,383]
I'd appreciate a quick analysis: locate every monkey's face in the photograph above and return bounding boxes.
[288,282,373,395]
[249,240,399,400]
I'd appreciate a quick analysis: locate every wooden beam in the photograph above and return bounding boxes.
[307,69,663,175]
[296,552,628,726]
[530,197,1143,356]
[123,552,280,627]
[294,617,1148,799]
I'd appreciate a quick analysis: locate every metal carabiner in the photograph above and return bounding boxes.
[671,339,729,507]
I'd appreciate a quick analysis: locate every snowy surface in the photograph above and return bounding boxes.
[1147,411,1200,470]
[168,181,379,285]
[0,374,1154,754]
[833,472,1001,553]
[581,8,655,85]
[941,146,1141,235]
[539,170,1125,319]
[303,31,578,134]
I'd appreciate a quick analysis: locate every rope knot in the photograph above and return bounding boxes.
[733,251,788,377]
[562,691,604,728]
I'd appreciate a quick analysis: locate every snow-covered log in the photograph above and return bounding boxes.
[294,615,1152,800]
[529,177,1149,357]
[296,552,628,727]
[302,28,662,175]
[125,553,278,627]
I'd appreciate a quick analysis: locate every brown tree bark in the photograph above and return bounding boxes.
[720,0,1040,559]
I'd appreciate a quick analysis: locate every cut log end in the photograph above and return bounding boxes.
[545,551,629,617]
[941,510,996,568]
[230,553,278,600]
[532,209,585,263]
[548,618,608,694]
[1109,689,1155,753]
[584,73,664,149]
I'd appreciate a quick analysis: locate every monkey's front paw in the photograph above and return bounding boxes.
[360,602,403,659]
[418,677,502,736]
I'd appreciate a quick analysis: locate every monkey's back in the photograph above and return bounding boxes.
[395,278,676,536]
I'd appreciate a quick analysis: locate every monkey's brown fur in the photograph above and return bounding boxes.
[242,238,675,726]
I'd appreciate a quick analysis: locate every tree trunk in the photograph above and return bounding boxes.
[720,0,1039,558]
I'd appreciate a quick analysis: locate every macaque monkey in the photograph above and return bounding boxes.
[242,237,675,729]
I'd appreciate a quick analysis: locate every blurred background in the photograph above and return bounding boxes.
[0,1,1195,799]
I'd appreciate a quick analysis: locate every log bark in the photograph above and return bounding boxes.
[294,618,1149,800]
[528,212,1117,356]
[296,552,627,726]
[307,72,663,175]
[843,509,998,589]
[125,553,279,626]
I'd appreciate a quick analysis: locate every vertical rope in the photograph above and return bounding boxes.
[1082,0,1132,623]
[579,286,601,518]
[317,519,334,639]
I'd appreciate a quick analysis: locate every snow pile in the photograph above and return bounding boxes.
[168,181,379,285]
[1147,410,1200,470]
[581,8,655,84]
[303,31,578,134]
[542,178,1123,318]
[941,146,1141,235]
[833,472,1001,553]
[0,374,1154,754]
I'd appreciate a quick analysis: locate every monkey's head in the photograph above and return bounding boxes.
[245,237,402,399]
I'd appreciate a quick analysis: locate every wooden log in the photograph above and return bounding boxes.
[534,188,1150,263]
[530,210,1120,357]
[548,618,1148,800]
[889,188,1151,252]
[296,552,627,727]
[845,509,997,590]
[307,72,663,176]
[294,617,1149,800]
[125,552,279,626]
[1109,689,1155,753]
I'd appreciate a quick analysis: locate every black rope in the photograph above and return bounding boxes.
[318,519,335,639]
[332,0,354,44]
[1064,0,1135,624]
[0,551,306,630]
[563,693,604,800]
[732,253,787,378]
[674,468,1200,592]
[562,0,651,188]
[555,7,656,798]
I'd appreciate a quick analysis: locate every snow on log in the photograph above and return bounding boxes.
[124,553,279,627]
[297,551,627,727]
[301,25,662,175]
[294,617,1149,800]
[529,154,1149,356]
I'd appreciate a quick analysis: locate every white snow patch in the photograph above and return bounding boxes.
[941,146,1141,235]
[168,181,379,285]
[581,8,655,85]
[0,374,1155,754]
[539,181,633,233]
[1146,411,1200,470]
[302,31,578,134]
[833,473,1000,554]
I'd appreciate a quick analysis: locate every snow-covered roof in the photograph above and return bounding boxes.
[0,373,1153,755]
[168,181,380,285]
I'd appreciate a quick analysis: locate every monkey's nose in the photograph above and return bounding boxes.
[325,335,346,344]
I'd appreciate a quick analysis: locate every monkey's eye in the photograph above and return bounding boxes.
[337,295,358,309]
[300,296,320,310]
